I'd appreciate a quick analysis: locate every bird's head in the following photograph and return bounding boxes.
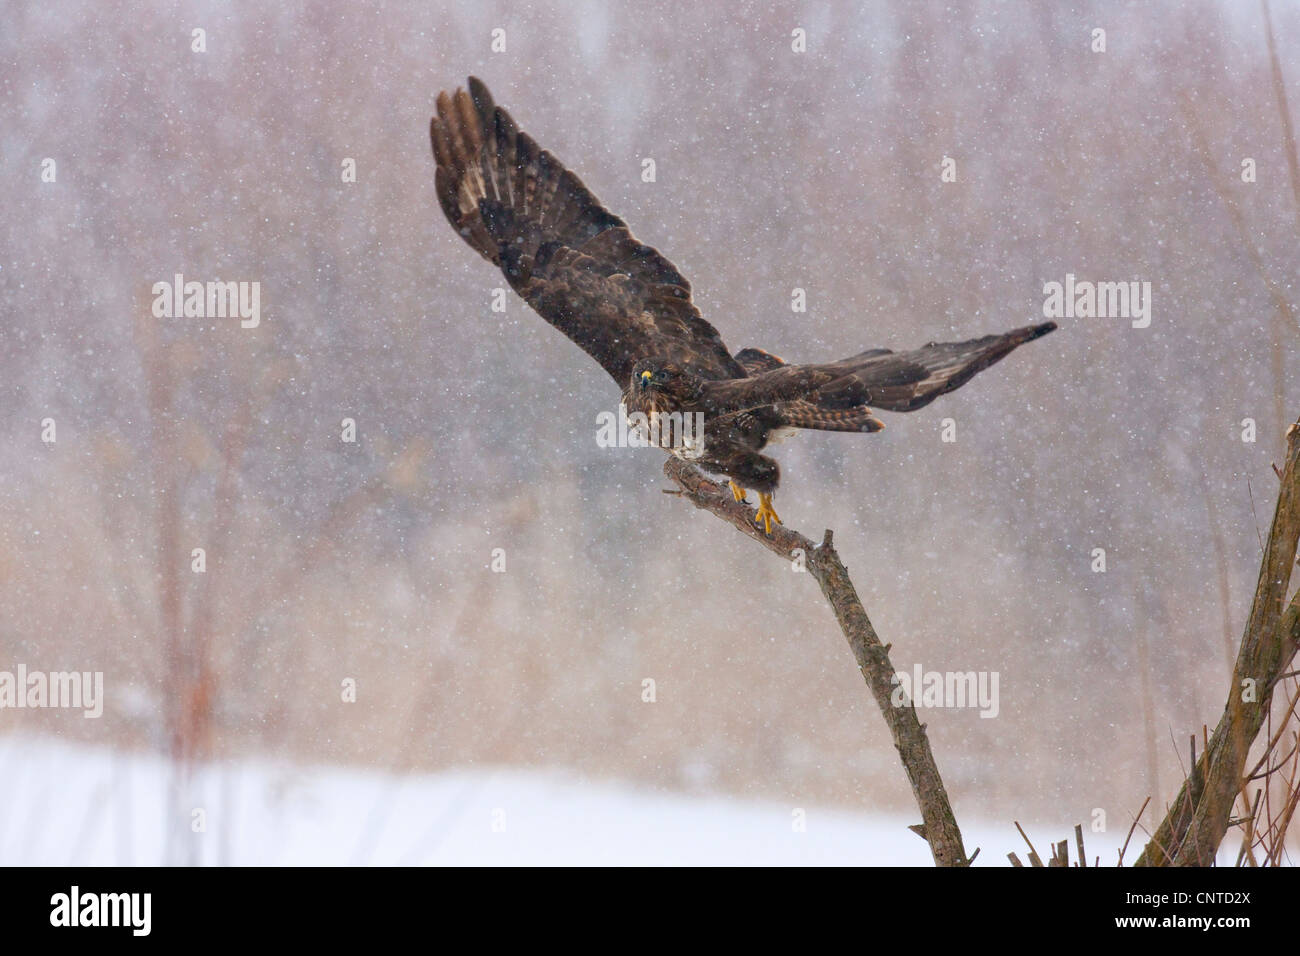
[632,358,691,394]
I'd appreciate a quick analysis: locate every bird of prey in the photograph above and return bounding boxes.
[430,77,1055,534]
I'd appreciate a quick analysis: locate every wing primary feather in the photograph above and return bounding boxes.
[430,78,754,385]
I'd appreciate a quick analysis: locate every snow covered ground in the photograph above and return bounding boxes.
[0,734,1134,866]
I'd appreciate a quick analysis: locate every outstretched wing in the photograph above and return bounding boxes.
[822,321,1056,412]
[431,77,745,387]
[719,322,1055,434]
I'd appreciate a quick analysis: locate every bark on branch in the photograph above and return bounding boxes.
[663,457,969,866]
[1136,419,1300,866]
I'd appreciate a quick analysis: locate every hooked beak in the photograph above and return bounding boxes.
[639,370,652,389]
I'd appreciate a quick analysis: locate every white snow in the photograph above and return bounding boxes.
[0,734,1138,866]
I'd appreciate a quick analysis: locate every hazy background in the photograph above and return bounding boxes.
[1,0,1297,863]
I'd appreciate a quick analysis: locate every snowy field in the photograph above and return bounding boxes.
[0,734,1153,866]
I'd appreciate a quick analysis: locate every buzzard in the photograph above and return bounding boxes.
[431,78,1055,534]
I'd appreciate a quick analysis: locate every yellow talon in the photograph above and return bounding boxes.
[728,480,748,503]
[754,492,782,536]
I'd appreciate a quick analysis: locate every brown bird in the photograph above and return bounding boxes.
[430,77,1056,534]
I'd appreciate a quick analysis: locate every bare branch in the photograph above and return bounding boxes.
[1137,421,1300,865]
[663,457,969,866]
